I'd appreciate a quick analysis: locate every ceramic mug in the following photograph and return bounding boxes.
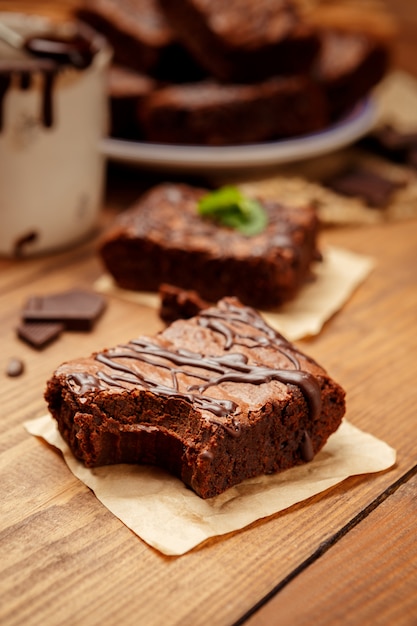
[0,13,111,256]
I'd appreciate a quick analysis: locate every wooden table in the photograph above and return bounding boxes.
[1,2,417,625]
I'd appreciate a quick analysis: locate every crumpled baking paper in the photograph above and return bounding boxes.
[95,246,374,341]
[25,416,395,556]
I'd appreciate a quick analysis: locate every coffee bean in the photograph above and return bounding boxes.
[6,357,25,377]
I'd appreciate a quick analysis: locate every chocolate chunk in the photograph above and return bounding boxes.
[22,288,106,331]
[6,357,25,377]
[300,430,314,462]
[17,321,64,349]
[159,284,210,324]
[360,124,417,163]
[324,166,405,208]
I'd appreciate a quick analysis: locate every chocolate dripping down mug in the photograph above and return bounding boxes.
[0,13,111,256]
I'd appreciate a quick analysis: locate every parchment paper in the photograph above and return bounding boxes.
[95,246,374,341]
[25,416,396,556]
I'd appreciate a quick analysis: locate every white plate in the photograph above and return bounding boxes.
[100,98,375,173]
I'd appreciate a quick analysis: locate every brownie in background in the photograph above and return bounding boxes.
[107,65,156,139]
[76,0,206,81]
[159,0,320,83]
[99,183,320,309]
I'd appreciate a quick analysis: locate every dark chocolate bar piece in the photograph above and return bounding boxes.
[45,297,346,498]
[17,321,64,349]
[22,288,106,331]
[324,166,405,208]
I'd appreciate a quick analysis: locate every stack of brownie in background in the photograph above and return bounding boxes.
[75,0,393,145]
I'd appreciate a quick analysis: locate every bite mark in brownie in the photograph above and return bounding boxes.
[98,183,320,309]
[45,298,346,498]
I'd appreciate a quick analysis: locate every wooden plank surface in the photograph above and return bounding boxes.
[244,472,417,626]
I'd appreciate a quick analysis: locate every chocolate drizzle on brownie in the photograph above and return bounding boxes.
[196,302,322,420]
[67,300,322,433]
[69,341,240,418]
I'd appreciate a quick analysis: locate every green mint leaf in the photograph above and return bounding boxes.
[197,186,268,236]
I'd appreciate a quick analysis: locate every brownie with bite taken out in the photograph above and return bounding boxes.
[45,297,345,498]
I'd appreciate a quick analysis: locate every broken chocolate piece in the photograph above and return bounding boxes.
[22,288,106,331]
[324,166,405,208]
[17,321,64,349]
[159,284,210,324]
[360,124,417,164]
[6,357,25,377]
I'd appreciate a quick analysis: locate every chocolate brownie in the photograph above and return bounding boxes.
[76,0,173,73]
[22,288,106,331]
[324,165,405,209]
[359,123,417,166]
[158,0,320,83]
[138,76,328,145]
[99,183,320,309]
[107,64,156,138]
[45,297,346,498]
[314,28,390,120]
